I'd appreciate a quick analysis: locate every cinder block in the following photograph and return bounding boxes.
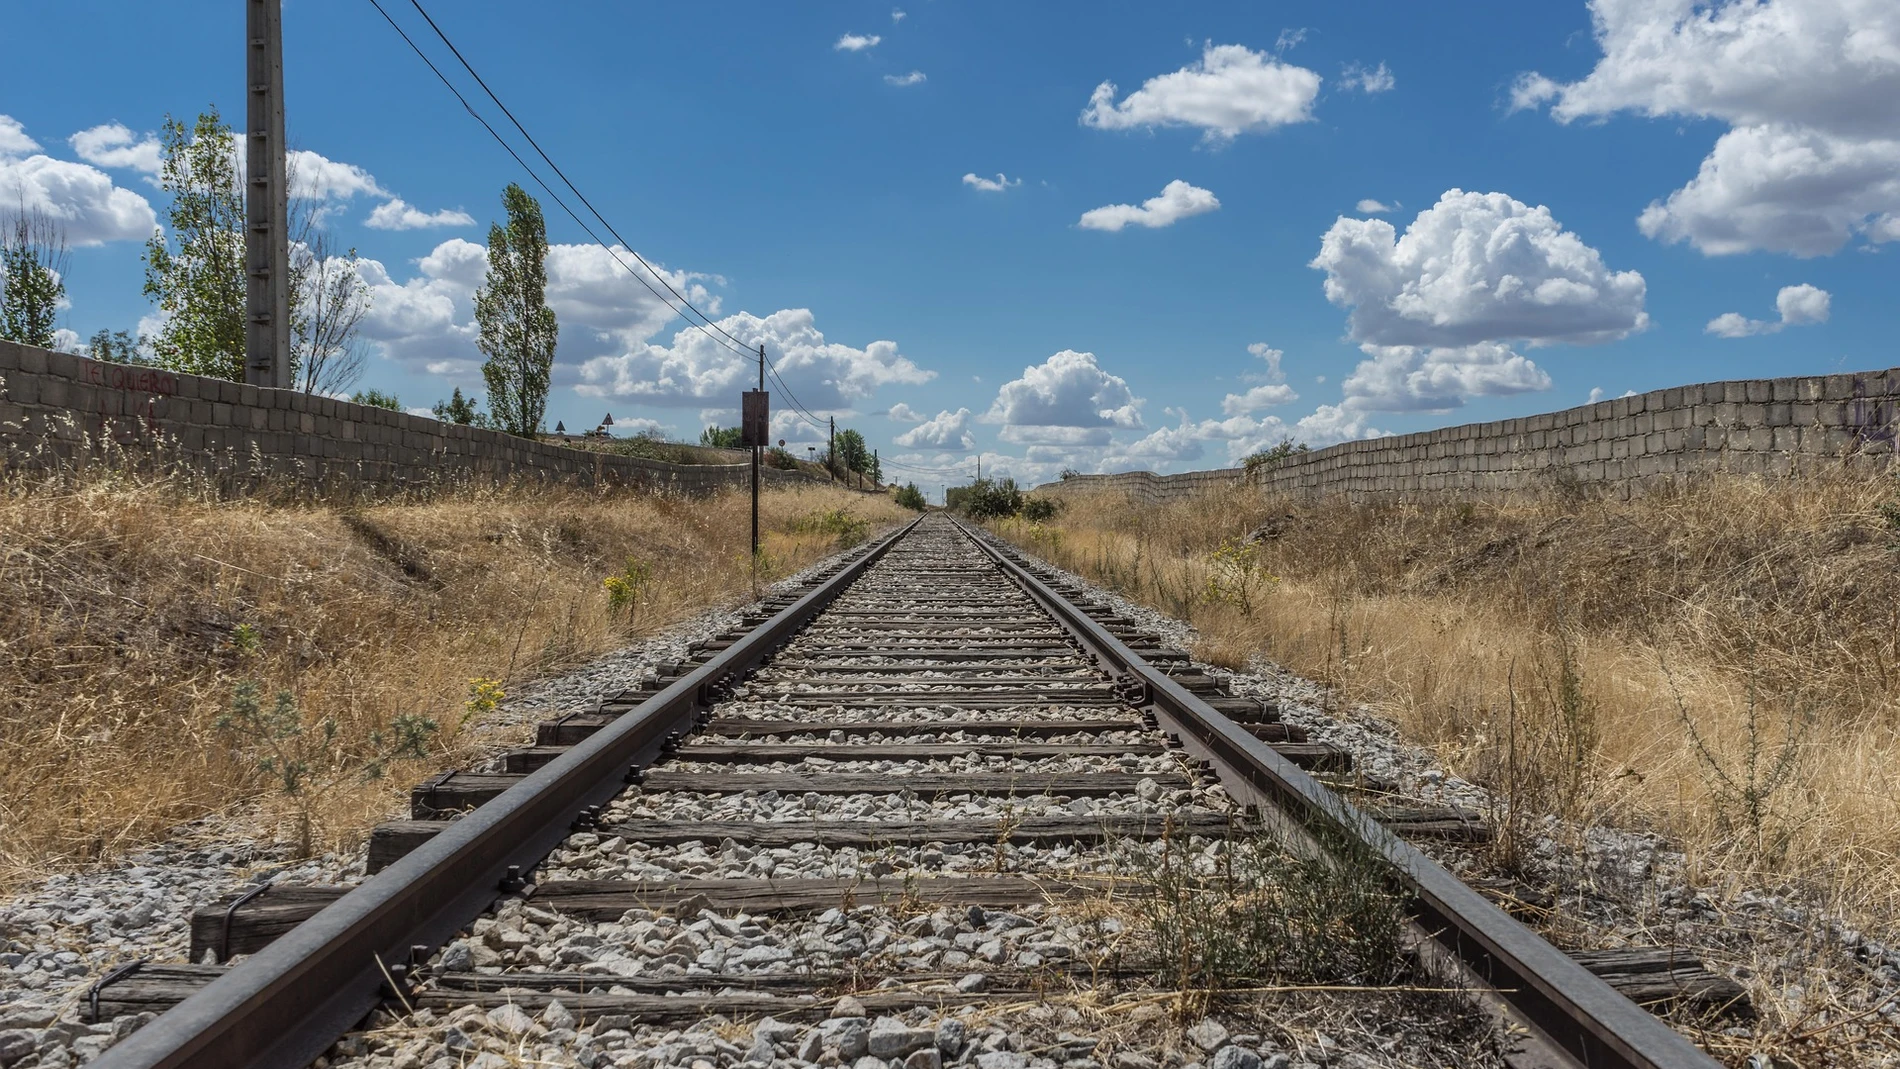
[6,374,40,406]
[1822,374,1858,401]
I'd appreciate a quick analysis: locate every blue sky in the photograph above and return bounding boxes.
[4,0,1897,488]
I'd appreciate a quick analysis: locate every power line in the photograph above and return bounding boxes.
[401,0,756,357]
[371,0,876,447]
[763,359,828,433]
[364,0,755,362]
[881,456,979,476]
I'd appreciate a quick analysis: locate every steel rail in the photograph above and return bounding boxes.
[956,521,1721,1069]
[91,518,921,1069]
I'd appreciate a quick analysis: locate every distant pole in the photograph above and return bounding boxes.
[751,344,762,563]
[976,455,981,482]
[245,0,291,389]
[873,449,878,490]
[828,416,836,482]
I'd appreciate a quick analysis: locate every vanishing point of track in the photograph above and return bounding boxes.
[87,515,1720,1069]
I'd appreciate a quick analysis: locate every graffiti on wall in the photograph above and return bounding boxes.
[82,362,177,396]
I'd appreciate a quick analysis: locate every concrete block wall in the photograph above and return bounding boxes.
[1040,364,1900,504]
[1036,468,1244,507]
[0,339,828,496]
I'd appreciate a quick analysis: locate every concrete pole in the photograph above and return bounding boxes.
[245,0,292,389]
[828,416,835,483]
[751,345,762,561]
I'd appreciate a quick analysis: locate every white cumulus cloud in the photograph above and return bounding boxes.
[287,149,385,202]
[0,115,38,156]
[1078,180,1220,232]
[1355,198,1396,214]
[1309,188,1644,418]
[894,408,976,451]
[68,123,161,174]
[366,198,476,231]
[0,140,157,246]
[1311,188,1649,350]
[962,172,1019,192]
[884,71,926,86]
[887,402,924,422]
[835,33,881,51]
[984,350,1144,446]
[1705,282,1832,337]
[1080,43,1321,142]
[1634,123,1900,256]
[356,237,715,378]
[1339,343,1553,412]
[356,239,487,375]
[577,307,931,410]
[1515,0,1900,256]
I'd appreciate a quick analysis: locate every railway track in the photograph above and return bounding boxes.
[83,514,1722,1069]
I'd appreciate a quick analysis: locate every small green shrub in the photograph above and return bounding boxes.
[1020,496,1059,522]
[954,478,1024,519]
[1203,536,1276,617]
[792,508,871,547]
[1243,437,1309,476]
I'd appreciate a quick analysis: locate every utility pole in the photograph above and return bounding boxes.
[828,416,836,483]
[245,0,291,389]
[872,449,878,491]
[976,455,981,482]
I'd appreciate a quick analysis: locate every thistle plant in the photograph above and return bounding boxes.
[217,680,438,856]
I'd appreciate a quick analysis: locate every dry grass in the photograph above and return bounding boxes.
[995,471,1900,929]
[0,472,905,887]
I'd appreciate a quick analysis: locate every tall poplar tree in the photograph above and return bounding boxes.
[142,110,247,380]
[475,183,558,438]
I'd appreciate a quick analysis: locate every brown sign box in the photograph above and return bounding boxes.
[741,391,770,448]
